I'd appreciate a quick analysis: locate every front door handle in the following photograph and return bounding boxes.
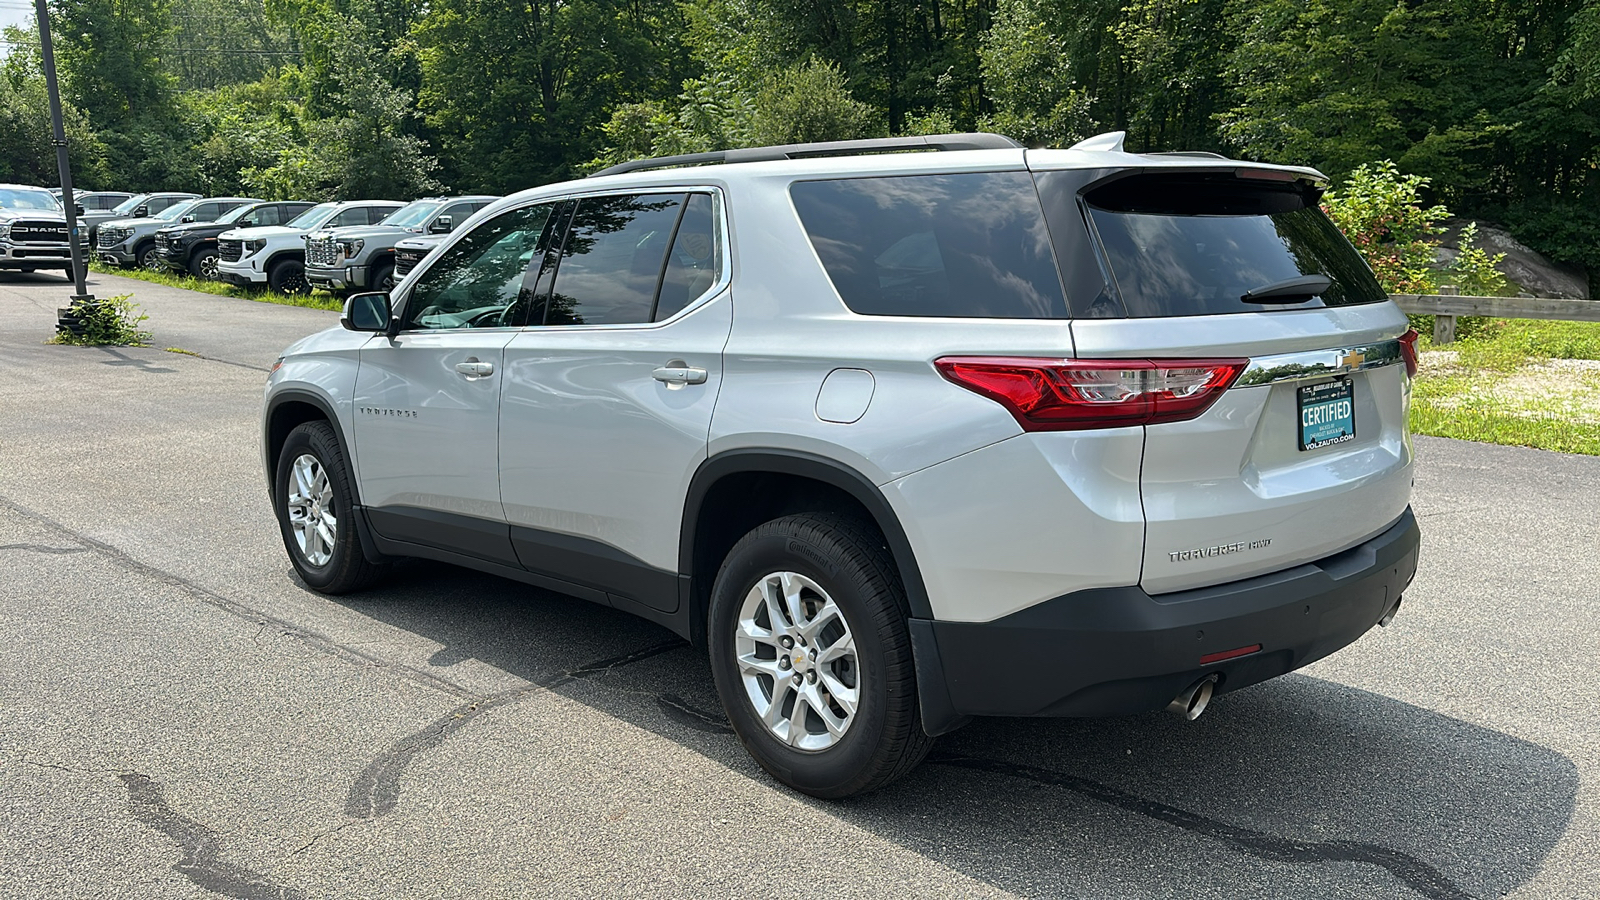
[652,361,708,386]
[455,358,495,378]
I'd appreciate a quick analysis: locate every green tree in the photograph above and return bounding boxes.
[0,25,110,187]
[414,0,687,192]
[979,0,1092,146]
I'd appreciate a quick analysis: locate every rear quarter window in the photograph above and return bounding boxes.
[790,172,1068,318]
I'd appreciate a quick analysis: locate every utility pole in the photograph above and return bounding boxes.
[35,0,93,311]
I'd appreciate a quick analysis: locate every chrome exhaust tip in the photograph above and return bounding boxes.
[1378,597,1403,627]
[1166,675,1218,721]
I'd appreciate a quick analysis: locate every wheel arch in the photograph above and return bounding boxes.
[680,449,933,648]
[264,389,356,502]
[265,389,385,564]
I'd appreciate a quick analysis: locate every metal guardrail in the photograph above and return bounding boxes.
[1390,292,1600,343]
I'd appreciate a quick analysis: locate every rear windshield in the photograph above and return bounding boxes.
[1078,172,1385,317]
[790,172,1068,318]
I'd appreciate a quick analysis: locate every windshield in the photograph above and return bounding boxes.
[156,200,199,222]
[0,188,63,211]
[383,200,445,230]
[113,194,151,215]
[287,203,337,229]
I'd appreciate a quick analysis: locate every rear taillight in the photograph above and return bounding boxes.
[1398,328,1420,378]
[935,357,1247,431]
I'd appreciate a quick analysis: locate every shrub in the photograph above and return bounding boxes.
[50,294,151,346]
[1322,160,1448,294]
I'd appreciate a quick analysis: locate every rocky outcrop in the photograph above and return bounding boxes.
[1435,218,1590,299]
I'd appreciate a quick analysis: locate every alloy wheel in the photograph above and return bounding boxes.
[285,453,336,567]
[734,571,860,751]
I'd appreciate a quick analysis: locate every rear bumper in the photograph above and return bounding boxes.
[912,507,1420,732]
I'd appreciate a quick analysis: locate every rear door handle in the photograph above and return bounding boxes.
[652,362,708,386]
[455,358,495,378]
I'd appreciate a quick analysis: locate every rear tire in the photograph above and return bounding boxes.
[268,258,309,294]
[273,421,385,594]
[707,513,933,798]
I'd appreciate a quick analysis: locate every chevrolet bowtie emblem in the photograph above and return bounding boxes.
[1340,350,1366,370]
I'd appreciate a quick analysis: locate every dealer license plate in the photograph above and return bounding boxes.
[1297,379,1355,450]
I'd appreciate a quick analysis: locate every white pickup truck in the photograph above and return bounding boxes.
[215,200,403,294]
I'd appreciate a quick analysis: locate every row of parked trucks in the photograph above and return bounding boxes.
[0,184,499,296]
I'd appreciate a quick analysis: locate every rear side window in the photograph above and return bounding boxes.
[653,193,720,321]
[790,172,1067,318]
[544,193,685,325]
[1079,172,1385,317]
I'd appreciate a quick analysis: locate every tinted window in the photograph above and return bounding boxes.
[403,203,556,330]
[543,193,685,326]
[790,172,1067,318]
[1081,173,1386,317]
[368,206,400,225]
[653,193,720,321]
[288,203,337,229]
[149,197,182,213]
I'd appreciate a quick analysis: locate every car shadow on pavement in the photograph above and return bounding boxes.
[331,559,1576,900]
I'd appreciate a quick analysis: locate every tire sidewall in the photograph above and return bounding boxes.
[192,249,219,279]
[708,523,895,796]
[274,423,355,591]
[269,260,309,295]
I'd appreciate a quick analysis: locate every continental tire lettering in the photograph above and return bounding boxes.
[786,539,837,576]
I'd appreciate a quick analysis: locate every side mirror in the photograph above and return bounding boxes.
[74,203,85,216]
[239,219,256,228]
[180,215,196,224]
[133,206,149,217]
[428,215,453,234]
[341,292,393,333]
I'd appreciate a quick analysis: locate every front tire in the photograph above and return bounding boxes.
[371,261,396,293]
[190,248,219,280]
[268,258,310,295]
[707,513,932,798]
[273,420,385,594]
[134,241,160,271]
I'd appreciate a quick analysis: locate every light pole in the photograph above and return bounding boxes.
[34,0,93,311]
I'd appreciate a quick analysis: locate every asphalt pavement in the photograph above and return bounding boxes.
[0,270,1595,899]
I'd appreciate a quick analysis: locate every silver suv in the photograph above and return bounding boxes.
[263,133,1421,798]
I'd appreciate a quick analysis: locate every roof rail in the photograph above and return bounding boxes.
[1145,150,1230,160]
[588,132,1023,178]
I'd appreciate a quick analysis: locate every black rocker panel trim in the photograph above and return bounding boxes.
[681,449,934,621]
[361,506,680,615]
[509,525,679,614]
[366,506,519,568]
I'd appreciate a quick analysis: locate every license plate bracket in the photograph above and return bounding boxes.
[1297,379,1355,450]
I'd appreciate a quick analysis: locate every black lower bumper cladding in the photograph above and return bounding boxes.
[913,508,1420,733]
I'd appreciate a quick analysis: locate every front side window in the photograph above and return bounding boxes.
[542,193,686,326]
[790,172,1068,318]
[402,203,556,330]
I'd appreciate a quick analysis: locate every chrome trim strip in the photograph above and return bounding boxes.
[1237,339,1403,387]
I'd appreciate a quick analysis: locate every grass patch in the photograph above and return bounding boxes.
[88,262,343,312]
[1411,317,1600,455]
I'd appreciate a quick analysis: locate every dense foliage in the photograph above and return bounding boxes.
[1,0,1596,287]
